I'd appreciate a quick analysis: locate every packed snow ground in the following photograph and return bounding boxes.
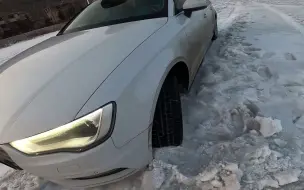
[2,0,304,189]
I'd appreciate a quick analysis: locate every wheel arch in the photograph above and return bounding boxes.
[167,61,190,93]
[148,60,190,125]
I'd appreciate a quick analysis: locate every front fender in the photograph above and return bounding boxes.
[76,20,190,148]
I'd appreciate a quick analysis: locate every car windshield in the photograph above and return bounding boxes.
[60,0,167,34]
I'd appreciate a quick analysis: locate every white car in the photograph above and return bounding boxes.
[0,0,217,187]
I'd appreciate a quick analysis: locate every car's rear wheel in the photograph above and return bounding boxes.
[152,76,183,148]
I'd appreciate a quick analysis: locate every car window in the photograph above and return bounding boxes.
[60,0,167,34]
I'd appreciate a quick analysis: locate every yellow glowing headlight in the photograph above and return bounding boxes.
[10,103,114,155]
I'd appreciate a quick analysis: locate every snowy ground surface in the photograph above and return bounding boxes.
[2,0,304,189]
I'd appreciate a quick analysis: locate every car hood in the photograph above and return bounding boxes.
[0,18,167,143]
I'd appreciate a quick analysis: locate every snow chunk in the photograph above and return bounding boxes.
[245,144,272,165]
[175,171,193,185]
[198,167,218,182]
[271,150,284,159]
[255,116,283,137]
[199,182,216,190]
[273,169,301,186]
[249,130,259,135]
[222,174,241,190]
[224,163,243,181]
[141,171,154,190]
[224,163,239,173]
[258,177,279,190]
[211,179,223,188]
[273,138,287,147]
[152,167,165,189]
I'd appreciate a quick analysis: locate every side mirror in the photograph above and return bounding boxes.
[183,0,209,17]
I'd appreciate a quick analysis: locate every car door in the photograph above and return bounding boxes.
[179,0,212,79]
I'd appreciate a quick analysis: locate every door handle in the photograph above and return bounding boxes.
[204,13,207,18]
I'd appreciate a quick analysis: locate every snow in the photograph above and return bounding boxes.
[210,179,223,188]
[198,167,219,182]
[258,176,279,189]
[2,0,304,189]
[224,163,239,174]
[273,169,302,186]
[273,138,288,147]
[261,3,304,36]
[0,164,10,176]
[221,174,241,190]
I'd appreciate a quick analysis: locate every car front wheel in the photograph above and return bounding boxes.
[152,76,183,148]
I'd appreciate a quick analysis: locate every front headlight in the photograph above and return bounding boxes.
[10,103,115,155]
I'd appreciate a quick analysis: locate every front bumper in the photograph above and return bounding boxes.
[0,129,152,188]
[52,168,139,187]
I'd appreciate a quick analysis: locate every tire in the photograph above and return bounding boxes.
[212,21,218,41]
[152,76,183,148]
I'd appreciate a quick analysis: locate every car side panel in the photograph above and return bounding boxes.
[183,10,209,78]
[185,6,215,82]
[205,4,216,40]
[76,17,191,148]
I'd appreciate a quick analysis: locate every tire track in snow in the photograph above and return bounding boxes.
[218,2,243,32]
[260,3,304,36]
